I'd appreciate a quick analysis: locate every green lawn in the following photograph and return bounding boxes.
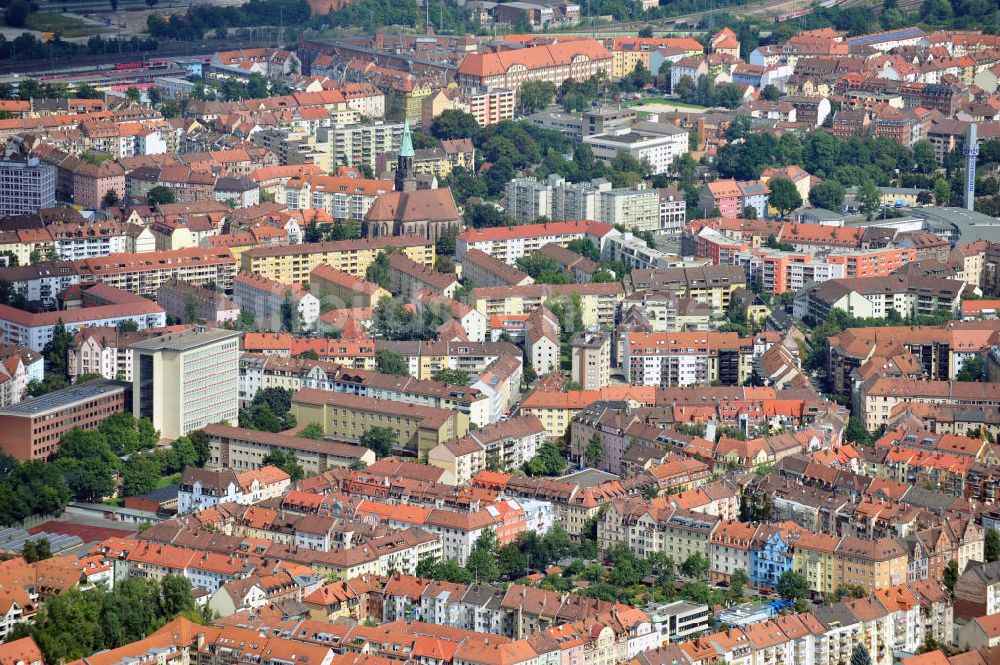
[155,472,182,490]
[628,97,708,110]
[26,13,103,38]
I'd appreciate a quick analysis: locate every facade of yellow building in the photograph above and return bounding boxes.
[240,236,434,284]
[291,388,467,460]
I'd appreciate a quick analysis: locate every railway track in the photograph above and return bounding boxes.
[0,36,277,76]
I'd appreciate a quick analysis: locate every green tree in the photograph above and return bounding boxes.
[498,543,528,579]
[360,426,397,458]
[366,251,394,288]
[299,423,325,440]
[432,368,471,384]
[102,189,120,209]
[376,349,409,376]
[170,437,198,470]
[912,140,938,173]
[518,80,556,114]
[188,429,210,467]
[261,450,305,481]
[524,440,566,476]
[126,87,141,102]
[430,110,480,140]
[956,357,984,381]
[680,552,710,580]
[768,177,803,218]
[22,538,51,563]
[944,559,959,592]
[467,529,500,582]
[933,177,951,206]
[858,179,882,221]
[986,529,1000,563]
[850,645,872,665]
[585,433,604,468]
[728,569,748,604]
[845,416,874,446]
[146,186,176,205]
[463,202,510,228]
[41,320,73,382]
[777,569,809,600]
[121,453,162,497]
[760,84,780,101]
[808,180,846,211]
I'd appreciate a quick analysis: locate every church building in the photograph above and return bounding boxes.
[362,121,463,243]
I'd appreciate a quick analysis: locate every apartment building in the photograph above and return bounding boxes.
[459,249,534,288]
[583,121,690,175]
[0,284,166,352]
[204,423,374,476]
[827,322,999,396]
[309,263,390,309]
[455,40,613,93]
[625,266,747,316]
[0,158,55,216]
[241,333,376,369]
[322,122,404,171]
[457,220,615,266]
[374,340,522,381]
[699,179,770,218]
[242,356,492,426]
[0,380,126,460]
[278,174,393,222]
[471,283,626,328]
[241,236,435,284]
[156,278,239,325]
[737,249,845,295]
[857,378,1000,430]
[793,275,965,323]
[826,247,917,278]
[48,221,129,261]
[505,175,664,232]
[232,272,320,332]
[132,327,241,440]
[73,248,237,296]
[571,331,611,391]
[386,252,459,299]
[177,465,290,513]
[623,331,754,388]
[428,416,546,482]
[291,388,467,459]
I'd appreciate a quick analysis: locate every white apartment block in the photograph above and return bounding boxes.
[602,231,677,270]
[0,158,55,216]
[233,272,320,332]
[583,124,689,174]
[505,174,664,232]
[457,219,615,266]
[320,122,404,171]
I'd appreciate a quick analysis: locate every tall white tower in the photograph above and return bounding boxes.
[965,122,978,211]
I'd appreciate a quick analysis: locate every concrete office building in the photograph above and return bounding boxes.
[0,380,126,460]
[583,123,689,174]
[132,327,241,441]
[0,158,55,216]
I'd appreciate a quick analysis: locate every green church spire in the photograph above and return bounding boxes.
[400,120,414,158]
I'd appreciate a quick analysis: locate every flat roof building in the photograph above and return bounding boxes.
[0,379,126,460]
[132,327,240,441]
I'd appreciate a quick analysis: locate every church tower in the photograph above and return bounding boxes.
[395,120,415,192]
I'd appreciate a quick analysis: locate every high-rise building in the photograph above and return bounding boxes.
[0,158,55,216]
[570,331,611,391]
[131,327,240,440]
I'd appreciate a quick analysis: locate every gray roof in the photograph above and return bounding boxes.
[0,379,125,417]
[130,326,240,352]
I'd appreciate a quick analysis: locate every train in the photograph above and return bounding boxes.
[774,0,845,21]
